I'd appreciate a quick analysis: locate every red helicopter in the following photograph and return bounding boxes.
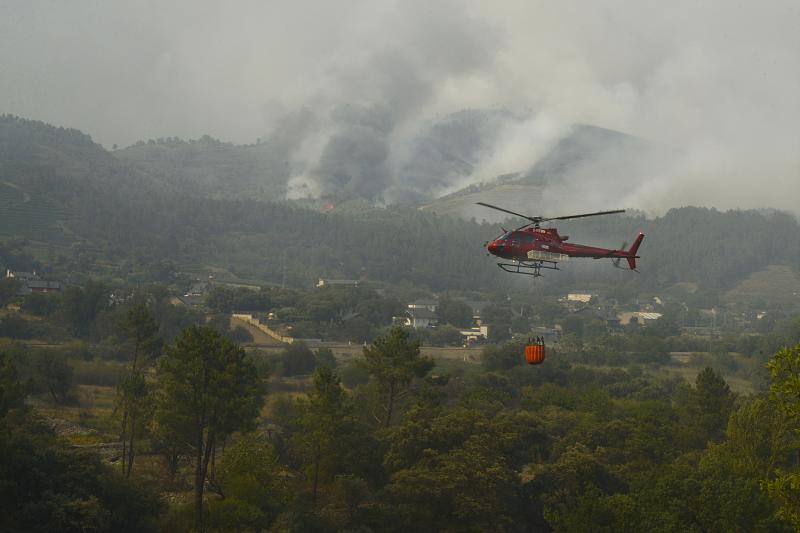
[478,202,644,277]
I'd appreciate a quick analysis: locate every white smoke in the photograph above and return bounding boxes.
[0,0,797,212]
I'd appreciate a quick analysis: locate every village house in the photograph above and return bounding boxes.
[407,298,438,313]
[5,269,61,295]
[460,325,489,345]
[316,278,360,288]
[405,307,439,329]
[618,311,664,326]
[565,292,595,304]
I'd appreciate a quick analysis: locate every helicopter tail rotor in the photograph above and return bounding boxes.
[612,242,627,269]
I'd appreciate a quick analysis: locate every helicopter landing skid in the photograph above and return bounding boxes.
[497,260,560,277]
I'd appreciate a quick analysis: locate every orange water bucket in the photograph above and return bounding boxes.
[524,344,546,365]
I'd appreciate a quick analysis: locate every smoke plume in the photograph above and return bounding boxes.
[1,0,797,212]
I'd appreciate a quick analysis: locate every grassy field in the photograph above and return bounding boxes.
[33,384,118,443]
[724,264,800,308]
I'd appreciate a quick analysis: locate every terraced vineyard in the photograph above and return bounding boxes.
[0,181,71,243]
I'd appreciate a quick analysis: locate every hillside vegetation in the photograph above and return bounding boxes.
[1,115,798,293]
[115,136,290,201]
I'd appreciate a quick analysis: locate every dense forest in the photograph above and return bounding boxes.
[2,304,800,531]
[2,115,799,294]
[2,115,800,531]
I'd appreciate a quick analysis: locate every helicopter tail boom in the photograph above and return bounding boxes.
[625,232,645,270]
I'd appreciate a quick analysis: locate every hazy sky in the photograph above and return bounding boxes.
[1,0,798,211]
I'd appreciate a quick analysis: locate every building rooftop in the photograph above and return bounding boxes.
[26,280,61,289]
[317,279,360,287]
[6,270,38,280]
[638,312,663,321]
[408,307,438,320]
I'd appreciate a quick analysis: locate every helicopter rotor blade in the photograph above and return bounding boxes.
[612,241,628,268]
[476,202,626,226]
[475,202,540,222]
[541,209,626,222]
[511,221,535,233]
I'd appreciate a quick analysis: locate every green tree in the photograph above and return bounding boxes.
[381,406,530,531]
[683,367,736,447]
[208,433,288,531]
[156,326,264,532]
[483,304,512,342]
[117,303,162,478]
[561,315,585,337]
[20,291,57,316]
[535,443,624,531]
[764,345,800,528]
[436,297,473,328]
[123,302,162,370]
[0,350,26,417]
[291,366,348,503]
[0,313,32,339]
[117,371,152,478]
[360,327,433,427]
[429,324,463,346]
[228,325,253,344]
[481,341,524,371]
[281,341,317,376]
[385,433,521,531]
[0,277,21,307]
[0,350,163,532]
[150,419,191,487]
[59,280,109,337]
[32,350,73,403]
[315,346,337,369]
[694,439,789,531]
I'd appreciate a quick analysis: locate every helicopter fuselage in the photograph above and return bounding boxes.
[487,227,644,269]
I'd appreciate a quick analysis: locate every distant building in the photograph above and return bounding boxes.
[25,280,61,294]
[637,312,663,321]
[109,289,133,306]
[185,279,212,297]
[566,293,594,304]
[5,269,61,295]
[178,294,205,307]
[529,326,561,343]
[601,314,622,331]
[405,307,439,329]
[5,269,37,281]
[408,299,438,313]
[317,278,360,288]
[460,325,489,345]
[680,326,719,336]
[618,311,663,325]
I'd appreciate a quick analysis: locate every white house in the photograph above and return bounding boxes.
[406,307,439,329]
[408,298,438,312]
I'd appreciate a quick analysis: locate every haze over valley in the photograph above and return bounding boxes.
[2,0,798,214]
[1,2,799,532]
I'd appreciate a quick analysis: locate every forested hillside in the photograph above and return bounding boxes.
[115,135,290,201]
[1,115,798,292]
